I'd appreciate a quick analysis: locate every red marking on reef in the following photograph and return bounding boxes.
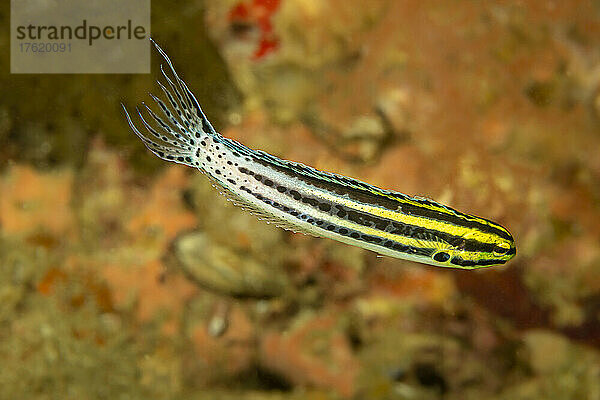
[229,3,249,20]
[228,0,281,60]
[254,0,280,13]
[253,37,279,59]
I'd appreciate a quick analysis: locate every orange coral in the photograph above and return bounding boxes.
[189,305,255,376]
[127,166,197,248]
[260,313,359,397]
[0,165,74,236]
[368,260,456,306]
[102,260,196,336]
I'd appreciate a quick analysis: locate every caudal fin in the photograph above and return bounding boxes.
[122,39,216,166]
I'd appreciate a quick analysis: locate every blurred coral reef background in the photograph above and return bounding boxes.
[1,1,599,399]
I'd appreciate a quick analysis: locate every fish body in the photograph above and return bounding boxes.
[123,40,516,269]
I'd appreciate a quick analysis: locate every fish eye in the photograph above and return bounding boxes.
[493,242,510,256]
[433,251,451,263]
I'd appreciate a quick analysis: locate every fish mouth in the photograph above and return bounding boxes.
[506,245,517,257]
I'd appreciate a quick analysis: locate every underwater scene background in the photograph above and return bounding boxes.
[1,1,599,399]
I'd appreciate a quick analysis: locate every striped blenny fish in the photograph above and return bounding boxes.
[123,40,516,269]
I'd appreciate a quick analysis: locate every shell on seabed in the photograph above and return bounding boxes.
[173,231,290,298]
